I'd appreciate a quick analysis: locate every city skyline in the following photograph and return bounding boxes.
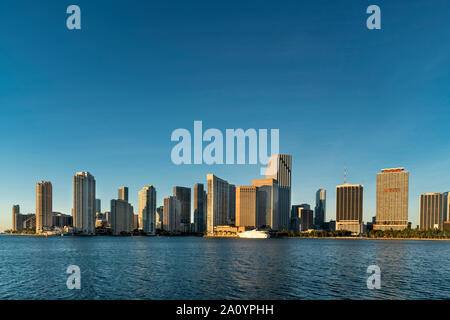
[4,163,450,232]
[1,1,450,230]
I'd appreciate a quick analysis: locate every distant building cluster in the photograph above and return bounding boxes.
[9,160,450,236]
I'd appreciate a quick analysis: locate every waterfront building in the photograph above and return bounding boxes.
[314,189,326,229]
[419,193,444,230]
[12,205,22,232]
[291,204,313,232]
[52,212,73,228]
[193,183,207,233]
[156,206,163,230]
[110,199,134,235]
[236,186,258,228]
[73,172,96,235]
[163,196,181,232]
[118,187,129,202]
[36,181,52,232]
[443,192,450,222]
[266,154,292,231]
[374,168,409,231]
[22,214,36,230]
[138,185,157,234]
[133,214,139,230]
[336,183,364,234]
[228,184,236,225]
[173,186,191,232]
[252,178,278,230]
[206,174,230,234]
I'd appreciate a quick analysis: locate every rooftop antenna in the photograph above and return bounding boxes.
[344,166,347,184]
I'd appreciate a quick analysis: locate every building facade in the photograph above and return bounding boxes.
[419,193,444,230]
[118,187,129,202]
[110,199,134,235]
[236,186,257,228]
[336,183,364,234]
[314,189,326,229]
[163,196,181,232]
[374,168,409,231]
[228,184,236,225]
[173,186,191,231]
[266,154,292,231]
[443,192,450,222]
[252,178,279,230]
[73,172,96,235]
[193,183,207,233]
[12,205,22,232]
[36,181,52,232]
[138,185,157,234]
[206,174,230,234]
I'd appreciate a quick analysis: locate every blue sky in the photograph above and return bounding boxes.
[0,0,449,230]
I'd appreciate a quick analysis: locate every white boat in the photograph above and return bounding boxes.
[237,229,270,239]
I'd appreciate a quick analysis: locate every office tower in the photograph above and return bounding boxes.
[118,187,129,202]
[374,168,409,231]
[291,204,313,232]
[236,186,258,228]
[252,178,279,230]
[133,215,139,230]
[163,196,181,232]
[73,172,96,235]
[194,184,207,233]
[95,199,101,213]
[443,192,450,222]
[36,181,52,232]
[228,184,236,225]
[156,206,163,230]
[110,199,134,235]
[336,183,364,234]
[138,185,157,234]
[266,154,292,231]
[206,174,230,234]
[173,187,191,231]
[314,189,326,229]
[12,205,22,232]
[419,193,444,230]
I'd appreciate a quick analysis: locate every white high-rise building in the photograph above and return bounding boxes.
[163,196,181,232]
[111,199,134,235]
[73,172,96,235]
[138,185,156,234]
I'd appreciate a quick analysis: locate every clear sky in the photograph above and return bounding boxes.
[1,0,449,230]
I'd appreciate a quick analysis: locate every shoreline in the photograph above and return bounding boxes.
[4,233,449,241]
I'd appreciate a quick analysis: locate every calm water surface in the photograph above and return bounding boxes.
[0,235,449,299]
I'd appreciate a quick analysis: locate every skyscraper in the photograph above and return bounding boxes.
[374,168,409,231]
[252,178,279,230]
[266,154,292,231]
[443,192,450,222]
[95,199,101,214]
[228,184,236,225]
[110,199,134,235]
[36,181,52,232]
[336,183,363,234]
[419,193,444,230]
[314,189,326,229]
[138,185,156,234]
[173,186,191,230]
[12,205,22,232]
[118,187,129,202]
[206,174,230,234]
[73,172,96,235]
[236,186,257,228]
[193,183,207,233]
[163,195,181,232]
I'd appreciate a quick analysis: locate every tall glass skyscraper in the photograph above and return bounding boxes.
[314,189,326,229]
